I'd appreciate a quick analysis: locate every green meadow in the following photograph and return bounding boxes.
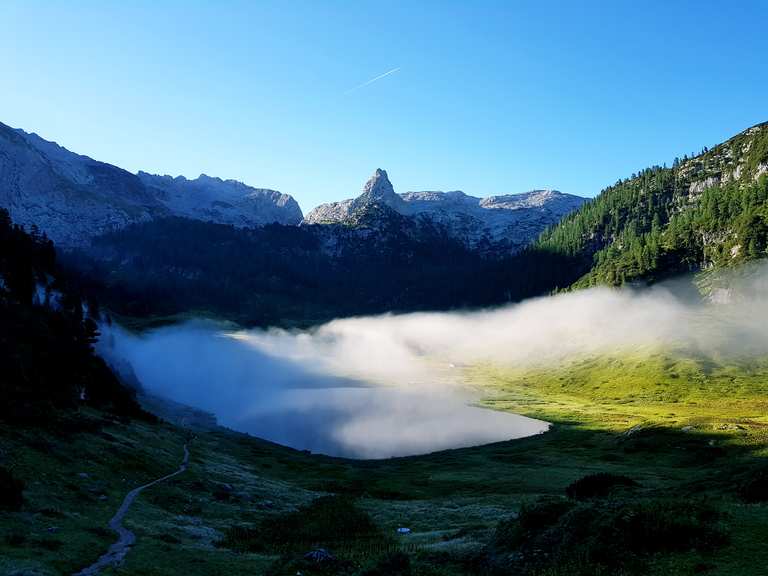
[2,350,768,575]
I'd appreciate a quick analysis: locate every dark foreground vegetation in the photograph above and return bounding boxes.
[3,387,767,576]
[0,208,150,424]
[493,495,727,575]
[62,213,526,327]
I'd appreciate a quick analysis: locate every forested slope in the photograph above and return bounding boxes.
[64,211,518,327]
[525,122,768,291]
[0,208,146,423]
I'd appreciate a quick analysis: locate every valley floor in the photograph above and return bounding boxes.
[2,350,768,575]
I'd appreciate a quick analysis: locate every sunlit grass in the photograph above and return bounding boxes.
[3,349,768,574]
[471,350,768,431]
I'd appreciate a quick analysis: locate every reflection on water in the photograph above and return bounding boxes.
[101,320,548,459]
[237,386,547,459]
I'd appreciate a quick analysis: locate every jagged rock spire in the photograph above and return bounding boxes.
[360,168,397,201]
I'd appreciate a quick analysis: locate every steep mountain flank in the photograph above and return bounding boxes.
[0,123,162,247]
[523,121,768,290]
[137,172,302,227]
[0,122,303,246]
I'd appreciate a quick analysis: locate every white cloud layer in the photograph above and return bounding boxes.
[100,264,768,458]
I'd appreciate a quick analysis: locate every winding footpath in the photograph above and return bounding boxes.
[72,444,190,576]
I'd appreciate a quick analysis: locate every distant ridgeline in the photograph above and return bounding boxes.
[0,208,148,423]
[518,122,768,293]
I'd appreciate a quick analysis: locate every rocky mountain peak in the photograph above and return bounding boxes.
[303,168,585,254]
[361,168,397,201]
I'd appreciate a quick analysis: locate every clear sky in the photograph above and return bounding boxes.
[2,1,766,212]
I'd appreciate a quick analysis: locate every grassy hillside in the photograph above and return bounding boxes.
[474,350,768,432]
[3,350,768,575]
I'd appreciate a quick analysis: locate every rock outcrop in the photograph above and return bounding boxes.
[304,169,585,253]
[137,172,302,228]
[0,122,303,246]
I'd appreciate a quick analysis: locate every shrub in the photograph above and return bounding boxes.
[558,499,728,562]
[494,498,574,552]
[0,467,24,511]
[32,538,63,551]
[264,553,356,576]
[492,498,728,575]
[360,551,412,576]
[738,470,768,503]
[4,532,26,547]
[565,472,638,500]
[219,495,382,553]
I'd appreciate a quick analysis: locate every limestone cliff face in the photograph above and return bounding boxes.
[137,172,302,228]
[304,168,586,253]
[0,120,582,255]
[0,122,302,246]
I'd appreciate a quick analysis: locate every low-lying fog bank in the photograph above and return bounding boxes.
[99,264,768,458]
[99,321,548,458]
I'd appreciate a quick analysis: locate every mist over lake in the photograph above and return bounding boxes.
[99,320,548,458]
[99,271,768,459]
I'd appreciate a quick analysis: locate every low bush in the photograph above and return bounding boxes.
[360,551,412,576]
[4,532,26,547]
[492,497,728,575]
[265,553,356,576]
[494,498,574,552]
[219,495,382,553]
[559,499,727,561]
[565,472,638,500]
[0,467,24,511]
[738,469,768,503]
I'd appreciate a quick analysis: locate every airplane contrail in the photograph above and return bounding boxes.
[345,67,401,93]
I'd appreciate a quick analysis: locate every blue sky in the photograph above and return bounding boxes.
[2,1,766,211]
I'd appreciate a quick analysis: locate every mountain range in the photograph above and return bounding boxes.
[305,168,585,252]
[0,121,584,252]
[0,122,302,246]
[3,119,768,326]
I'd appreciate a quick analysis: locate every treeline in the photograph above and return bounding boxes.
[64,214,541,327]
[529,172,768,290]
[0,208,147,424]
[521,123,768,290]
[579,176,768,286]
